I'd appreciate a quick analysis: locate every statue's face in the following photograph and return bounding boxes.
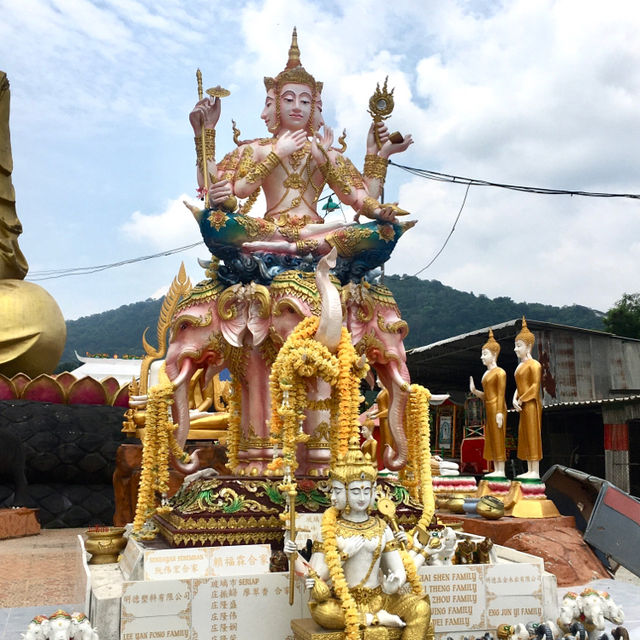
[347,480,373,514]
[480,348,496,367]
[330,481,347,510]
[514,339,530,361]
[261,89,276,132]
[279,82,313,131]
[313,96,324,131]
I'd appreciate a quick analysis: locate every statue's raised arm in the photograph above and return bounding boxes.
[186,28,417,286]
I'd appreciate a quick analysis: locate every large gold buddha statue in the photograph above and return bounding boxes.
[0,71,66,377]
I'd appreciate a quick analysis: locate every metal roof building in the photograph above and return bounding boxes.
[406,319,640,495]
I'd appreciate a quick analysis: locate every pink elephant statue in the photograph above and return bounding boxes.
[165,250,343,476]
[343,281,411,470]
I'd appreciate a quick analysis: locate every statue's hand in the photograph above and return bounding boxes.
[283,538,298,557]
[372,202,409,223]
[375,610,406,628]
[304,577,315,590]
[513,394,522,412]
[189,97,221,135]
[209,179,233,206]
[366,121,389,155]
[496,412,504,428]
[469,376,476,394]
[380,133,414,159]
[274,129,307,158]
[340,536,365,560]
[394,529,408,546]
[310,127,333,166]
[382,571,403,594]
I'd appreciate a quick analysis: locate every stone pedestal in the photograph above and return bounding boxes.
[112,443,228,526]
[0,507,40,539]
[291,618,403,640]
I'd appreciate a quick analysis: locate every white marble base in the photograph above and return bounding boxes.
[87,532,558,639]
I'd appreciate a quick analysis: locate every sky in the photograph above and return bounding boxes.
[2,0,640,321]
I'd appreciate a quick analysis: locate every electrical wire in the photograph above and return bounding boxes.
[25,162,640,282]
[389,161,640,200]
[413,183,471,277]
[27,241,203,281]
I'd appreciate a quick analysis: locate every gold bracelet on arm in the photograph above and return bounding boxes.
[245,151,280,184]
[363,154,388,183]
[360,196,380,220]
[194,129,216,173]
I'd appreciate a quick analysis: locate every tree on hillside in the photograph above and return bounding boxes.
[603,293,640,339]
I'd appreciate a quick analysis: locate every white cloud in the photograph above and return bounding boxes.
[120,195,203,248]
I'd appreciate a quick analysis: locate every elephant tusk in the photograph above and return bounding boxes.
[314,247,342,353]
[391,368,410,392]
[173,360,192,388]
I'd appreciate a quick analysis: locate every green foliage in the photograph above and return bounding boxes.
[603,293,640,339]
[60,298,163,363]
[383,275,605,348]
[58,279,606,364]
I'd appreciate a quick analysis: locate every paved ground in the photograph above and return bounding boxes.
[1,528,639,639]
[0,529,85,639]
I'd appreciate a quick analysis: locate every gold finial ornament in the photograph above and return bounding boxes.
[515,316,535,347]
[329,436,377,485]
[286,26,301,69]
[368,76,395,121]
[206,85,230,99]
[482,328,501,356]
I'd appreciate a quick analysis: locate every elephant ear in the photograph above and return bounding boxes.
[246,284,271,346]
[218,284,248,348]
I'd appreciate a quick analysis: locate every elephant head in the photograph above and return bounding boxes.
[47,611,73,640]
[344,281,410,470]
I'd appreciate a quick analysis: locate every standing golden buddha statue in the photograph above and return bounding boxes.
[470,329,507,477]
[512,317,543,479]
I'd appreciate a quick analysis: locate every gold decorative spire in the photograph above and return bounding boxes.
[515,316,535,347]
[286,27,301,69]
[330,436,377,485]
[482,328,501,356]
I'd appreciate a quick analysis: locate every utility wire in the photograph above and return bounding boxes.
[27,242,203,281]
[389,161,640,200]
[413,184,471,277]
[25,164,640,282]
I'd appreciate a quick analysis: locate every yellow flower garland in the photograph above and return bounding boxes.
[226,380,242,472]
[321,507,360,640]
[269,316,366,475]
[132,365,191,535]
[405,384,435,532]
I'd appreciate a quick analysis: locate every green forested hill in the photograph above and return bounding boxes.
[59,277,604,368]
[385,275,605,349]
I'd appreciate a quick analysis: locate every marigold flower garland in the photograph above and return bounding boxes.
[406,384,435,532]
[226,380,242,472]
[132,365,191,535]
[268,316,366,474]
[321,507,360,640]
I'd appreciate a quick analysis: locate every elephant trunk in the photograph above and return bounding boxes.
[165,357,201,474]
[379,364,410,471]
[314,247,342,353]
